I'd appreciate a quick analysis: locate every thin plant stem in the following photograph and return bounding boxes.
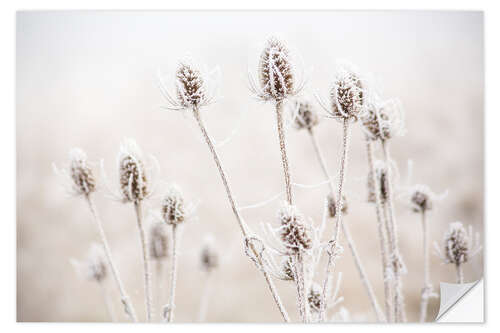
[366,139,394,322]
[192,106,290,322]
[309,128,385,322]
[381,140,407,322]
[155,259,164,322]
[456,264,464,284]
[99,281,117,322]
[134,201,153,322]
[197,271,214,322]
[292,252,308,323]
[167,224,179,323]
[419,210,431,322]
[85,195,138,322]
[276,101,293,205]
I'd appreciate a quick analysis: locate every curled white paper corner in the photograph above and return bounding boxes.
[435,279,483,322]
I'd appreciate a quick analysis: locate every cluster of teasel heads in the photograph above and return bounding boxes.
[55,35,482,323]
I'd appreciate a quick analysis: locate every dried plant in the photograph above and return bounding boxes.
[54,148,138,322]
[198,235,219,321]
[435,222,482,284]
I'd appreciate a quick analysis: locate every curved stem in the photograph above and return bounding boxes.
[134,201,153,322]
[309,129,385,321]
[276,102,293,205]
[381,140,407,322]
[192,107,290,322]
[366,139,393,322]
[167,224,179,322]
[85,195,138,322]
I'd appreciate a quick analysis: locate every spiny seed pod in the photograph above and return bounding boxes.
[281,256,294,281]
[258,37,295,102]
[278,203,312,252]
[327,194,348,218]
[118,140,148,203]
[362,98,404,141]
[161,185,186,225]
[68,148,96,195]
[75,243,107,283]
[292,99,319,130]
[175,61,207,109]
[410,185,433,213]
[308,283,323,313]
[329,63,365,121]
[201,238,218,272]
[367,161,389,203]
[444,222,469,265]
[149,222,168,260]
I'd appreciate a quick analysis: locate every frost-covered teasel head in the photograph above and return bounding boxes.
[54,148,96,196]
[71,243,107,283]
[200,235,218,272]
[323,62,367,122]
[408,184,436,213]
[158,57,218,111]
[308,282,323,313]
[290,97,319,131]
[280,256,295,281]
[161,184,187,225]
[149,222,168,260]
[249,36,304,103]
[439,222,483,267]
[367,160,389,203]
[327,194,348,218]
[362,97,405,141]
[278,202,312,253]
[118,139,149,203]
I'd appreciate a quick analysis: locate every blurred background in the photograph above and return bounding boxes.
[16,11,483,322]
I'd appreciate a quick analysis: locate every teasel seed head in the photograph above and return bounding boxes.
[175,60,207,109]
[444,222,470,265]
[149,222,168,260]
[328,62,366,122]
[72,243,107,283]
[68,148,96,196]
[118,139,149,203]
[278,202,312,253]
[161,184,186,225]
[362,97,405,141]
[410,184,433,213]
[258,36,297,102]
[291,98,319,130]
[280,256,295,281]
[308,282,323,313]
[327,194,348,218]
[200,235,218,272]
[367,161,389,203]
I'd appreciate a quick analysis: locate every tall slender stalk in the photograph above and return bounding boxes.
[134,201,153,322]
[309,128,385,322]
[99,281,117,322]
[155,259,164,322]
[419,210,431,322]
[192,106,290,322]
[366,139,394,322]
[381,140,407,322]
[456,264,464,284]
[85,195,138,322]
[167,224,179,322]
[276,102,293,205]
[197,270,214,322]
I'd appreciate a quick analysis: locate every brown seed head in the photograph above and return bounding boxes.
[327,194,348,218]
[308,283,323,313]
[367,161,389,203]
[258,37,295,102]
[292,99,319,130]
[329,63,365,121]
[444,222,469,265]
[161,185,186,225]
[69,148,96,195]
[149,222,168,260]
[362,98,404,141]
[175,61,207,109]
[281,256,295,281]
[278,203,312,253]
[118,140,148,203]
[201,237,218,272]
[410,185,433,213]
[86,243,107,282]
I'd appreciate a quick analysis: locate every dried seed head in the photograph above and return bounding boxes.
[175,60,207,109]
[72,243,107,283]
[161,185,186,225]
[362,98,404,141]
[149,222,168,260]
[308,282,323,313]
[280,256,295,281]
[278,202,312,253]
[68,148,96,195]
[291,98,319,130]
[200,236,218,272]
[118,139,149,203]
[367,161,389,203]
[329,62,366,121]
[444,222,469,265]
[327,194,348,218]
[258,36,296,102]
[410,185,433,213]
